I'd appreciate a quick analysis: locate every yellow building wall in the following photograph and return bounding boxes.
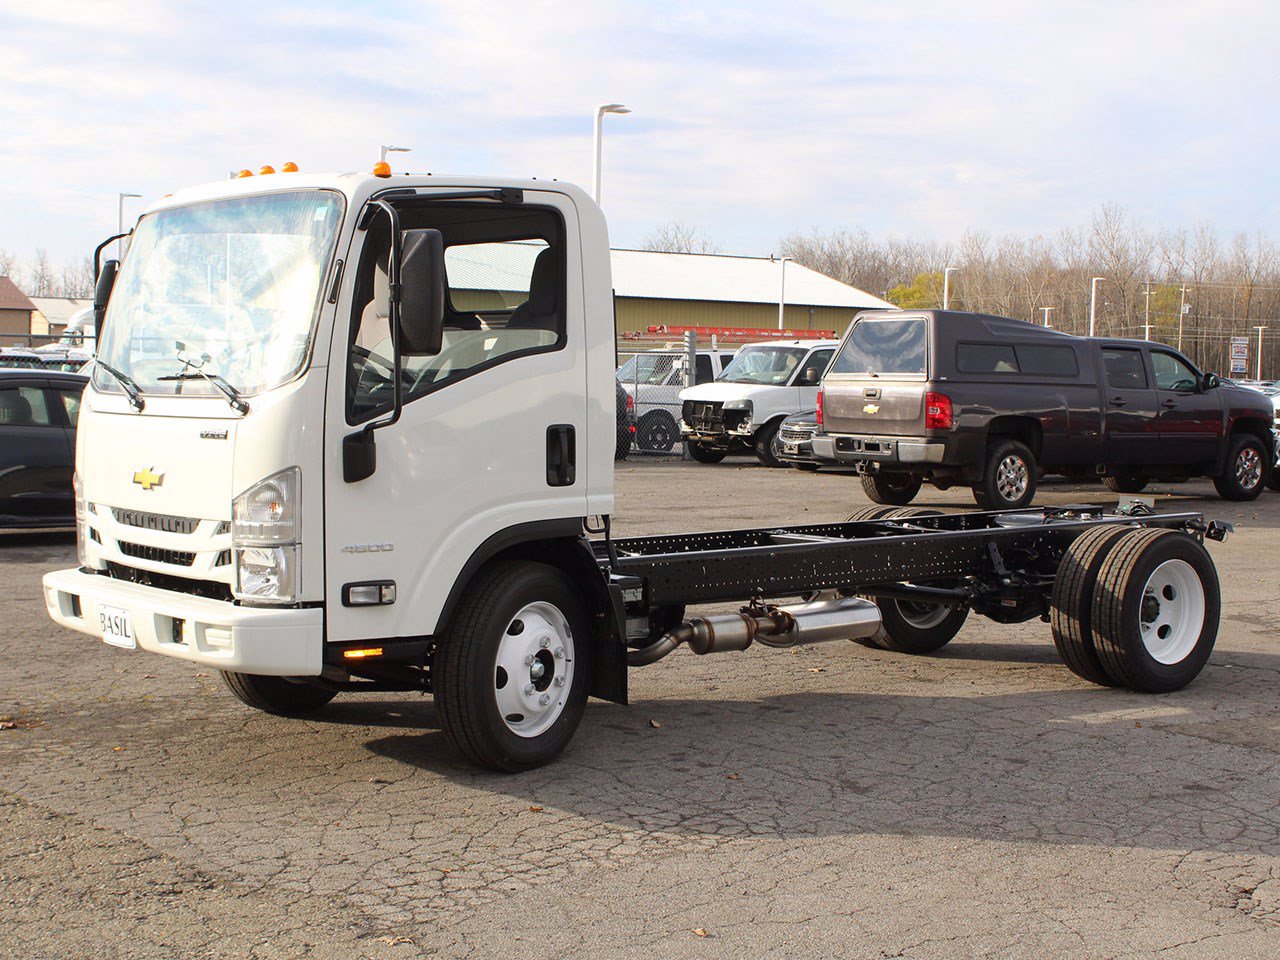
[615,298,859,336]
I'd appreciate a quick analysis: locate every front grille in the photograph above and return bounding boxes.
[105,562,233,602]
[118,540,196,567]
[682,400,724,432]
[111,508,199,535]
[215,550,232,567]
[780,427,814,442]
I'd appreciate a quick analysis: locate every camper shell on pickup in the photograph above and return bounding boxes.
[813,310,1274,508]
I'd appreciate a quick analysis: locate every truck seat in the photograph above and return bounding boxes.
[506,248,561,331]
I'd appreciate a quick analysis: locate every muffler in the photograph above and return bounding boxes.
[628,597,881,665]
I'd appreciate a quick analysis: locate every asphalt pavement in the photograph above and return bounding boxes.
[2,459,1279,959]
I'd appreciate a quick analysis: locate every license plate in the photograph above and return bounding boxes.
[98,604,136,650]
[784,443,798,453]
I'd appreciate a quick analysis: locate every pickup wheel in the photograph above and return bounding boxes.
[754,420,786,467]
[861,473,922,505]
[433,560,591,772]
[688,442,727,464]
[1049,524,1132,686]
[1103,474,1148,494]
[1088,528,1220,692]
[220,673,337,715]
[866,594,969,654]
[973,439,1037,509]
[1212,433,1268,501]
[636,411,678,452]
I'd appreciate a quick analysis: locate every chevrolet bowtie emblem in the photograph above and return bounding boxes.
[863,403,880,415]
[132,468,164,491]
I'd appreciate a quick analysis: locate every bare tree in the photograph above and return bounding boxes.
[641,221,723,255]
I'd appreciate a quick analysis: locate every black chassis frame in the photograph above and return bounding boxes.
[597,505,1226,630]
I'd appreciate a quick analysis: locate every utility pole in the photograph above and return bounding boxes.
[1177,284,1187,351]
[776,256,790,330]
[1089,277,1104,338]
[1255,325,1266,380]
[1142,280,1153,340]
[1040,306,1054,327]
[943,267,958,310]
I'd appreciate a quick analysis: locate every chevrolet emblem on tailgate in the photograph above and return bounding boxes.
[132,468,164,491]
[863,403,880,415]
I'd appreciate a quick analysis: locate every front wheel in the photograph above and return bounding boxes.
[860,473,922,505]
[1212,434,1268,501]
[688,442,727,464]
[754,420,785,467]
[636,412,678,452]
[973,439,1037,509]
[433,560,591,772]
[221,673,337,715]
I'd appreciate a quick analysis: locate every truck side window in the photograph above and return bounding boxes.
[956,343,1017,373]
[347,208,566,423]
[1151,351,1198,392]
[794,349,833,386]
[695,354,713,384]
[1014,345,1079,377]
[0,386,55,427]
[1103,349,1148,389]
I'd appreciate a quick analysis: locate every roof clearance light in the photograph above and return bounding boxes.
[281,161,298,172]
[372,161,392,178]
[260,165,276,175]
[236,169,253,178]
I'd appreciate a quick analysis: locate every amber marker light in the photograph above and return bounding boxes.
[281,161,298,172]
[259,165,276,175]
[236,169,253,178]
[343,647,384,659]
[372,161,392,177]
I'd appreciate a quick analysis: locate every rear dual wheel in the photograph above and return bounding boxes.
[1051,527,1219,692]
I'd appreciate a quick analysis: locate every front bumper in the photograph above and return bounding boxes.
[43,567,323,675]
[811,434,947,465]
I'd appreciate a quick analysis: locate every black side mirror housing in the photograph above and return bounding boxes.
[93,259,120,341]
[1202,372,1220,391]
[343,429,377,483]
[803,367,819,385]
[399,229,445,355]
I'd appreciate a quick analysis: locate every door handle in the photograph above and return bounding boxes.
[546,424,576,487]
[1109,397,1127,407]
[1161,399,1177,409]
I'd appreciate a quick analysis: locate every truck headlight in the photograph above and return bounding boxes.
[232,468,301,604]
[724,399,753,431]
[74,473,88,568]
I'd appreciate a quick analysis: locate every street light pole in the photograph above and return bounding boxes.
[379,145,411,168]
[1088,276,1105,338]
[591,103,630,205]
[1177,284,1188,351]
[776,256,791,330]
[1041,306,1054,327]
[1255,325,1266,380]
[117,193,142,260]
[942,267,958,310]
[1142,279,1153,341]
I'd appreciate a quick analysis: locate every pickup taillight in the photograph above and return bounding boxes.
[626,393,635,411]
[816,389,824,426]
[925,392,952,430]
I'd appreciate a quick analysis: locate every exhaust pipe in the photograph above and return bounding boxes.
[627,597,881,665]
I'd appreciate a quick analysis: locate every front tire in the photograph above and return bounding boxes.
[861,473,922,505]
[221,672,337,715]
[973,439,1037,509]
[433,560,591,772]
[636,412,678,452]
[1212,433,1268,501]
[754,420,785,467]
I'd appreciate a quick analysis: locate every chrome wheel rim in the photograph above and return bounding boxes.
[494,601,575,738]
[995,454,1029,502]
[895,599,951,629]
[1236,446,1263,491]
[1139,559,1205,664]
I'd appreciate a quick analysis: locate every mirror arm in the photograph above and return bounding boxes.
[93,231,132,282]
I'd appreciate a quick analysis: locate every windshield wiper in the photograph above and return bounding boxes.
[157,346,249,414]
[96,360,145,411]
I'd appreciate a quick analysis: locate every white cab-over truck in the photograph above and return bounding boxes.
[46,169,1231,771]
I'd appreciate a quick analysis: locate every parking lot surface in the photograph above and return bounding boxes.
[3,459,1280,959]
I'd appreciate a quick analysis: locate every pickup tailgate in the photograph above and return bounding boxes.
[824,381,925,437]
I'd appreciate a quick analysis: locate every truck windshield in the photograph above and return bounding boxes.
[93,190,343,399]
[718,346,807,385]
[830,317,927,377]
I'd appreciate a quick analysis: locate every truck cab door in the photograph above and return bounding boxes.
[1149,349,1221,463]
[1100,346,1159,463]
[323,192,589,644]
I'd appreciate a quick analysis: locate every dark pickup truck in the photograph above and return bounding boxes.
[811,309,1275,508]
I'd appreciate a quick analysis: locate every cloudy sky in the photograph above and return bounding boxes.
[2,0,1276,264]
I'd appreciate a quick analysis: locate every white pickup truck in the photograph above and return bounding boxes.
[42,167,1229,771]
[678,339,838,465]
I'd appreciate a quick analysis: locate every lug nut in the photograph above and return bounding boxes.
[553,676,566,688]
[539,637,550,649]
[538,694,551,706]
[554,647,565,659]
[523,655,534,666]
[523,683,535,695]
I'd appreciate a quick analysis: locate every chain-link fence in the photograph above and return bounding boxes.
[616,346,688,456]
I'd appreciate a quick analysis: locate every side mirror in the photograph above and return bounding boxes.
[399,229,445,355]
[802,367,820,385]
[1202,372,1220,391]
[343,429,377,484]
[93,259,120,341]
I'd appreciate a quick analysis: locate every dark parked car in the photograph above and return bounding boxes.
[0,369,87,527]
[615,379,635,460]
[776,411,821,470]
[812,310,1274,508]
